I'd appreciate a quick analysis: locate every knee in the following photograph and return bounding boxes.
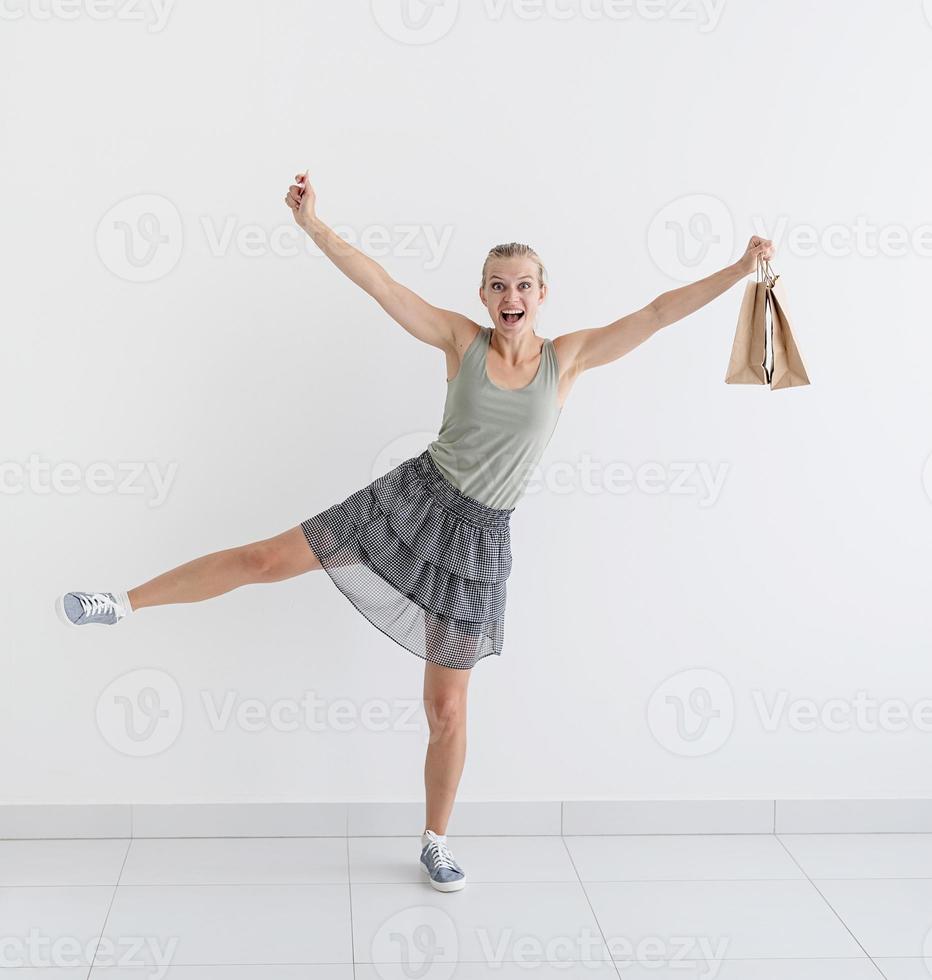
[239,540,286,583]
[424,694,466,735]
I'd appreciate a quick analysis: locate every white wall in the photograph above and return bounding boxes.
[4,0,932,804]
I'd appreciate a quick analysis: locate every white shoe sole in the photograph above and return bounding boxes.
[420,860,466,891]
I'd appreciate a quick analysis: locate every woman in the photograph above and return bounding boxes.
[56,171,775,891]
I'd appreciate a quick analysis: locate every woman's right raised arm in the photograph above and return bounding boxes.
[285,172,467,354]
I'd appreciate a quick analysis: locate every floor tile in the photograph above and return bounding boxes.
[0,885,115,969]
[815,878,932,958]
[574,960,884,979]
[780,833,932,878]
[351,881,610,965]
[565,834,803,881]
[355,963,621,979]
[582,879,867,960]
[872,959,932,979]
[0,839,129,886]
[89,969,353,979]
[98,884,352,966]
[121,836,348,884]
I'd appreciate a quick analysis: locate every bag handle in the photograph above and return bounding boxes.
[756,254,776,286]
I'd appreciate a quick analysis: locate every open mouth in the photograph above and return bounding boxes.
[501,309,525,324]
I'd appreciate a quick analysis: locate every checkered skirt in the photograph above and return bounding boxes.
[300,449,514,670]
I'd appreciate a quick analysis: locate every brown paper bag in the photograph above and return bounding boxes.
[725,270,768,385]
[768,274,810,389]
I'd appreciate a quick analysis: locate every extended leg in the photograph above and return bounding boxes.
[128,525,320,610]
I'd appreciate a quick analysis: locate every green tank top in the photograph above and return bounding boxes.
[427,325,563,509]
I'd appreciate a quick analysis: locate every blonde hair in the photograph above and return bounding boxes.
[481,242,547,290]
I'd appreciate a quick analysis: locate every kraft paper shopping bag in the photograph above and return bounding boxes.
[768,274,811,389]
[725,264,769,385]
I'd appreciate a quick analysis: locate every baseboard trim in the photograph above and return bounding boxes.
[3,799,932,839]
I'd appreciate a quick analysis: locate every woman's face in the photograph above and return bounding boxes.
[480,257,547,334]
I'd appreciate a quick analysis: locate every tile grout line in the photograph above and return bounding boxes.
[559,834,623,979]
[773,833,885,977]
[88,836,132,976]
[346,827,356,979]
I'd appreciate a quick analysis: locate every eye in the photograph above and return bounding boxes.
[519,282,530,289]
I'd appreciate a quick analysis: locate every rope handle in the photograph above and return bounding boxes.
[756,253,777,286]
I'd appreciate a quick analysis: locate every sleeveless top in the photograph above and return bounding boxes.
[426,325,563,510]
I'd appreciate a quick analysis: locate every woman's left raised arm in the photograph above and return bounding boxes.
[559,235,775,374]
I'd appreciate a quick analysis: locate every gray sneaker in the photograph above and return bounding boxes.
[419,829,465,891]
[56,591,128,627]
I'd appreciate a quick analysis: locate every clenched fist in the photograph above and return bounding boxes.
[738,235,775,276]
[284,171,316,229]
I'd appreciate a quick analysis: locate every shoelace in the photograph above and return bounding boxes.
[78,592,121,617]
[425,835,459,871]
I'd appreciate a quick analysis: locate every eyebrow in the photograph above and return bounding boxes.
[489,275,533,282]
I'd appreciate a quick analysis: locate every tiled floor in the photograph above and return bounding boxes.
[1,833,931,977]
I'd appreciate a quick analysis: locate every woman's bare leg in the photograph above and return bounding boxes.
[422,659,472,836]
[128,525,320,610]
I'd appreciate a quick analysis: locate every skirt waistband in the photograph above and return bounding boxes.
[412,450,514,529]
